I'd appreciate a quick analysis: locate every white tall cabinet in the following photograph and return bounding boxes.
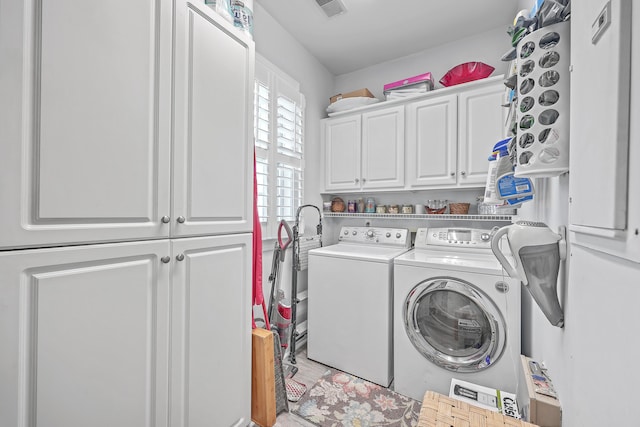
[0,1,254,426]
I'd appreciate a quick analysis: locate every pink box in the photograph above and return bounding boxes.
[383,72,433,92]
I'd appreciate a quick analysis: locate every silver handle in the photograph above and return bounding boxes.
[161,256,170,264]
[460,171,466,176]
[177,216,185,223]
[176,254,185,261]
[161,216,170,224]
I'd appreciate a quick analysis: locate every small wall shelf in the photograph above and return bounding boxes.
[322,212,514,222]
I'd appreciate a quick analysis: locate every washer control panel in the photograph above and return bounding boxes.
[415,227,493,249]
[338,227,410,247]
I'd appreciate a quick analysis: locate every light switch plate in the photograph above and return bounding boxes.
[592,1,611,44]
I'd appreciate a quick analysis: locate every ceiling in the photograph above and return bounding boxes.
[256,0,519,75]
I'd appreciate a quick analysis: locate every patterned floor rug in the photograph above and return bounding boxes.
[290,369,421,427]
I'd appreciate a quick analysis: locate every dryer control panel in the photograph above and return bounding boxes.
[338,227,411,247]
[415,227,493,249]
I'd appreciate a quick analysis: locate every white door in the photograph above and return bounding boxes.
[0,240,171,427]
[362,106,405,190]
[0,0,173,249]
[406,95,458,188]
[458,83,506,186]
[322,115,362,191]
[172,1,254,238]
[170,234,252,427]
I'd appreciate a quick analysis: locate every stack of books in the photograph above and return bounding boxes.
[383,72,434,100]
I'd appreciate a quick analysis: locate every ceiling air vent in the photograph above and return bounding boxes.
[315,0,347,18]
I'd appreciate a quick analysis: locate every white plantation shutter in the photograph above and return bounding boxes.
[254,55,305,238]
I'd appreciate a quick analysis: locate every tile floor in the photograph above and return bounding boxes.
[272,347,330,426]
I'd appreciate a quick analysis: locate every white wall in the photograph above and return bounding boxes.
[253,2,334,223]
[252,3,334,327]
[334,26,513,101]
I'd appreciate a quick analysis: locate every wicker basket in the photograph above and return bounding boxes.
[449,202,470,215]
[418,391,539,427]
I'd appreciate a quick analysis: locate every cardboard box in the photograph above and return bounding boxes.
[449,378,521,419]
[329,88,374,104]
[517,355,562,427]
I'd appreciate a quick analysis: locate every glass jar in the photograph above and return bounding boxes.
[365,197,376,213]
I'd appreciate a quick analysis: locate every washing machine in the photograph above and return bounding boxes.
[393,227,520,401]
[307,226,411,387]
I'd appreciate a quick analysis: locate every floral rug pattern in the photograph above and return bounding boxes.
[291,369,420,427]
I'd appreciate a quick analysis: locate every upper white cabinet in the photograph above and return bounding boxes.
[323,105,405,192]
[406,95,458,187]
[407,81,505,189]
[172,1,254,238]
[322,77,505,193]
[0,0,173,249]
[0,0,254,249]
[458,83,506,185]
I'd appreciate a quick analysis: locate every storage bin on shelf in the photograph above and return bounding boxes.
[449,202,470,215]
[515,21,570,178]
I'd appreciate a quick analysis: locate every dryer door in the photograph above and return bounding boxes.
[403,277,506,372]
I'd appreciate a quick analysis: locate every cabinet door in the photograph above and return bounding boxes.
[406,95,458,187]
[362,106,405,189]
[458,83,506,186]
[569,0,631,233]
[170,234,252,427]
[0,0,173,249]
[322,115,362,191]
[173,1,255,238]
[0,240,171,427]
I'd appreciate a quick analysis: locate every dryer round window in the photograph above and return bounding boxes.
[403,277,506,373]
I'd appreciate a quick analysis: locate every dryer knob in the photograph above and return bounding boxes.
[386,232,391,238]
[481,233,491,241]
[352,230,357,236]
[396,232,402,238]
[344,230,349,235]
[366,230,374,238]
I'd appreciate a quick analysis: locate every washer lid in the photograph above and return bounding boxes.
[309,244,410,262]
[394,249,508,275]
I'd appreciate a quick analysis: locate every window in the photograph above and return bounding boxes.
[254,55,305,238]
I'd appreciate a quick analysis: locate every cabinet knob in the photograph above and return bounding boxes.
[362,178,366,183]
[450,172,455,177]
[177,216,186,223]
[355,178,359,183]
[161,256,170,264]
[460,171,466,176]
[161,216,170,224]
[176,254,185,261]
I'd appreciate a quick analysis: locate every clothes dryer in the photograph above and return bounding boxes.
[307,227,410,387]
[393,227,520,401]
